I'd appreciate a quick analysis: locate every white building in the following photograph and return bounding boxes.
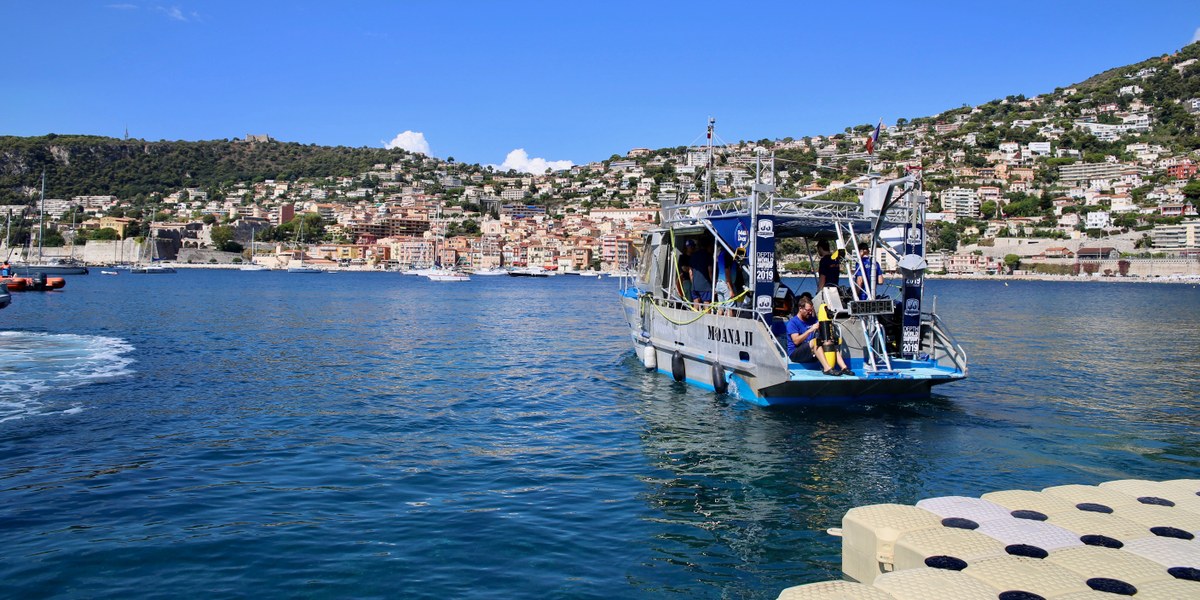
[941,187,981,219]
[1085,211,1110,230]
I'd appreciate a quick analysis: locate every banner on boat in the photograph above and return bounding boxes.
[706,215,775,314]
[901,222,924,357]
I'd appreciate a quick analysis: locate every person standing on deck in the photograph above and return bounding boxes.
[816,240,840,289]
[854,242,883,300]
[687,238,713,309]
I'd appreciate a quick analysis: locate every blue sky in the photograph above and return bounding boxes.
[2,2,1197,171]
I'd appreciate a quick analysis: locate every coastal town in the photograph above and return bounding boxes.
[3,50,1200,279]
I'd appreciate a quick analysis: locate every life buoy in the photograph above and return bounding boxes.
[671,350,685,382]
[711,361,728,394]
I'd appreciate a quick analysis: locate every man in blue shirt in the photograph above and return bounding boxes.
[786,297,853,375]
[785,298,819,363]
[854,242,883,300]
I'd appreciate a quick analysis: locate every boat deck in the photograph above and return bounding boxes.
[786,358,961,382]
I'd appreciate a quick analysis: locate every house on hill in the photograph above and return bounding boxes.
[1076,247,1119,260]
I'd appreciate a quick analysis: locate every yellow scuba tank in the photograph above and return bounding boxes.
[817,303,839,368]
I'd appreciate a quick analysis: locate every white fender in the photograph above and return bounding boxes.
[642,345,657,371]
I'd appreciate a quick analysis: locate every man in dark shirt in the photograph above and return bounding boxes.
[816,240,840,289]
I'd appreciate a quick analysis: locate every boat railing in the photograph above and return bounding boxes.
[925,311,968,374]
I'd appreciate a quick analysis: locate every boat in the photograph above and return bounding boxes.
[0,281,10,309]
[286,217,323,273]
[423,207,469,281]
[1,273,66,291]
[130,224,176,274]
[240,228,268,270]
[10,173,89,275]
[130,264,176,274]
[100,270,119,276]
[618,121,966,407]
[11,257,89,276]
[507,267,550,278]
[425,269,470,282]
[471,267,509,276]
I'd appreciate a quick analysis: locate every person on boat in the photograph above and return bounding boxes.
[675,240,694,306]
[714,245,741,316]
[786,297,852,376]
[854,242,884,300]
[687,238,713,309]
[816,240,840,289]
[0,261,10,277]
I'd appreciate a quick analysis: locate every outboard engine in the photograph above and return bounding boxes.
[30,272,47,291]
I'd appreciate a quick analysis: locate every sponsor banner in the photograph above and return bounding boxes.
[901,222,924,358]
[707,215,752,255]
[753,216,775,313]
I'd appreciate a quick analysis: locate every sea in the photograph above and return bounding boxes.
[0,271,1197,599]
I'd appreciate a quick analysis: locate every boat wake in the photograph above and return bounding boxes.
[0,331,134,422]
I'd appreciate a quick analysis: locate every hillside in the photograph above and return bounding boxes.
[0,135,417,203]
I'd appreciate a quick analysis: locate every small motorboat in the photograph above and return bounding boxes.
[101,270,119,276]
[1,273,66,291]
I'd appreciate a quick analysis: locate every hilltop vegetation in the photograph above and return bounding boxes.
[0,135,416,203]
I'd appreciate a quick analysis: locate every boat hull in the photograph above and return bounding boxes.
[12,266,89,275]
[622,293,964,407]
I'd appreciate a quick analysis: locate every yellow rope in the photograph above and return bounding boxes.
[642,289,750,326]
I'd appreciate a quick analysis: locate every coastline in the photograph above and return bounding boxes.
[927,272,1200,284]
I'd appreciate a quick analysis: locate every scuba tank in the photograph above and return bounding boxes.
[817,303,840,369]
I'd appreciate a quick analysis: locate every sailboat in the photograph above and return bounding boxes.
[287,216,322,273]
[130,222,176,274]
[424,208,469,281]
[240,227,267,271]
[13,172,89,275]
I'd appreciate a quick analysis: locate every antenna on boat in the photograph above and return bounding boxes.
[704,117,715,203]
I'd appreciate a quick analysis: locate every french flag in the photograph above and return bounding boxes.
[866,119,882,154]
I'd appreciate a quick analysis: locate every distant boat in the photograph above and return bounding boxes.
[425,269,469,282]
[100,270,119,276]
[13,174,89,275]
[241,228,268,270]
[12,258,89,276]
[287,217,323,273]
[130,225,175,274]
[508,267,549,278]
[131,265,176,274]
[471,267,508,276]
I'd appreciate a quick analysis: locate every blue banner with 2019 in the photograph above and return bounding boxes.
[901,223,924,358]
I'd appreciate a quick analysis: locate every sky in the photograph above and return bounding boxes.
[2,2,1197,172]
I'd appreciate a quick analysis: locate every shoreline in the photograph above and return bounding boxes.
[926,272,1200,284]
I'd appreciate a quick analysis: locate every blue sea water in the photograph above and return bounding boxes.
[0,272,1197,599]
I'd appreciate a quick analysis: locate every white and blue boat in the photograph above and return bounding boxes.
[619,123,966,407]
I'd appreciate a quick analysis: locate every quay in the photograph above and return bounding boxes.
[780,478,1200,599]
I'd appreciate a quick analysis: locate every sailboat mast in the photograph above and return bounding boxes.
[38,170,46,263]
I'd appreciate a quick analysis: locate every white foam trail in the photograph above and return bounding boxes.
[0,331,135,421]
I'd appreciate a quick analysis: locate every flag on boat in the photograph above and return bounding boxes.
[866,119,882,154]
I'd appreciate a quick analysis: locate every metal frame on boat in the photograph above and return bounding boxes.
[618,122,967,407]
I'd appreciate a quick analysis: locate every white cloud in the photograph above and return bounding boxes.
[383,131,431,155]
[1193,27,1200,44]
[491,149,574,174]
[152,5,200,21]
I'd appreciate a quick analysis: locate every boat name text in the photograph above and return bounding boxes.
[707,326,754,347]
